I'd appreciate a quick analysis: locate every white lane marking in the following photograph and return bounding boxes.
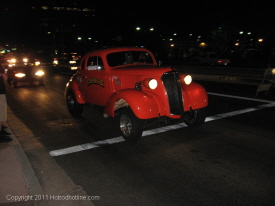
[49,124,189,157]
[50,94,275,157]
[50,136,125,157]
[205,102,275,122]
[208,92,274,103]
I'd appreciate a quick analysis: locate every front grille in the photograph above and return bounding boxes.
[161,71,184,115]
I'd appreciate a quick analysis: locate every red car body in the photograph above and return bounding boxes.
[65,47,208,141]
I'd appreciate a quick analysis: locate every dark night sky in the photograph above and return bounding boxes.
[90,1,274,35]
[2,0,273,33]
[1,0,274,47]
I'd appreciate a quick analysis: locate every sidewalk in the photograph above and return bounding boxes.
[0,107,95,206]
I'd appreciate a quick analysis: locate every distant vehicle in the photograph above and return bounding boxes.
[191,53,230,66]
[7,65,45,87]
[21,57,41,67]
[53,53,81,72]
[215,58,231,66]
[0,55,16,68]
[1,55,41,68]
[65,47,208,141]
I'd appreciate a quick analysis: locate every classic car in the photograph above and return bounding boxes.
[65,47,208,141]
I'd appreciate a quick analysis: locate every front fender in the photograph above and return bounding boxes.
[65,80,86,104]
[104,89,165,119]
[182,82,208,110]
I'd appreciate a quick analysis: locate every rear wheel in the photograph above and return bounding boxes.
[183,107,207,126]
[119,107,145,141]
[66,91,83,117]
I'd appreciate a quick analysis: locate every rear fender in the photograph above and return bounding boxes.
[104,89,164,119]
[182,82,208,110]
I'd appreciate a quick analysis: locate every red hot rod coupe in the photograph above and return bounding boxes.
[65,47,208,141]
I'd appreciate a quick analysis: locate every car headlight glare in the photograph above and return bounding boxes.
[10,58,17,63]
[148,79,158,89]
[35,61,41,66]
[35,70,45,76]
[183,75,192,85]
[15,73,26,78]
[143,78,158,90]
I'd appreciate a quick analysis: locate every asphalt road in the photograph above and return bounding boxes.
[6,66,275,206]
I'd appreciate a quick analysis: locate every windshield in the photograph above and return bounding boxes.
[107,51,154,67]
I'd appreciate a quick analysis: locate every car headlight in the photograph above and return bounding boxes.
[23,58,28,63]
[143,78,158,89]
[69,60,76,64]
[181,74,192,85]
[15,73,26,78]
[35,70,45,76]
[35,61,41,66]
[10,58,17,63]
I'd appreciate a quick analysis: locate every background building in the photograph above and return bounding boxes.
[1,1,274,66]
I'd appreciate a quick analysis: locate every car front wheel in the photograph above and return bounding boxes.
[183,107,207,126]
[66,91,83,117]
[119,107,145,141]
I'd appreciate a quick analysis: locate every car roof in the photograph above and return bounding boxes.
[84,47,151,57]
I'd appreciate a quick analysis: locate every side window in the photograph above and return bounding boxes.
[87,56,103,67]
[86,56,104,71]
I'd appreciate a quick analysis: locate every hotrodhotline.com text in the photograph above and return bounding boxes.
[6,194,100,201]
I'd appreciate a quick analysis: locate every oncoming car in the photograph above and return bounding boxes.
[65,47,208,141]
[7,65,45,87]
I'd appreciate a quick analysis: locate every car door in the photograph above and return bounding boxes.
[79,55,110,106]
